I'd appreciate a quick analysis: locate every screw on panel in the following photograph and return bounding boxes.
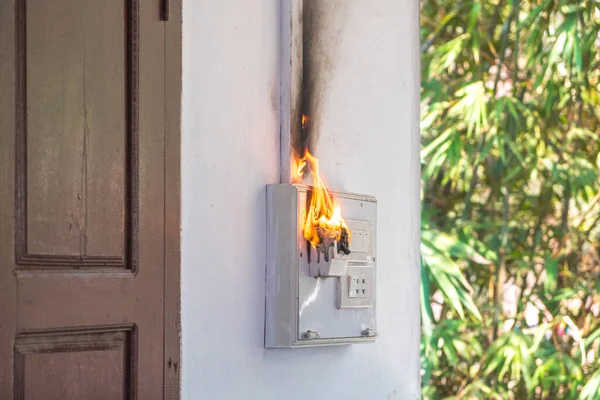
[361,328,377,337]
[302,330,320,340]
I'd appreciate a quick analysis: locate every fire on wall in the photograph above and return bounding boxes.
[265,0,378,348]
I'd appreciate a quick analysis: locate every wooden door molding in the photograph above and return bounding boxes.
[164,0,182,398]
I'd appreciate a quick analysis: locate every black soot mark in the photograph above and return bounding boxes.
[292,0,350,159]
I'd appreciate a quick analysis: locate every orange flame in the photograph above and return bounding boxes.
[297,149,351,249]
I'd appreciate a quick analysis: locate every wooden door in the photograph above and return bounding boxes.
[0,1,181,399]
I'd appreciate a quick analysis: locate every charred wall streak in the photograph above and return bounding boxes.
[295,0,349,159]
[288,0,304,163]
[280,0,303,181]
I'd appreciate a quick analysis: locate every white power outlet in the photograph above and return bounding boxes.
[337,268,374,309]
[348,275,369,298]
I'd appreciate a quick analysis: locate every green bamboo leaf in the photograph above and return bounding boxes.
[504,164,524,183]
[422,229,493,265]
[467,2,480,32]
[455,286,483,320]
[421,128,453,160]
[574,34,583,73]
[428,267,466,319]
[584,326,600,348]
[561,4,584,14]
[548,31,567,66]
[429,35,467,75]
[420,109,442,131]
[420,259,434,386]
[543,257,558,293]
[421,239,482,321]
[442,339,460,366]
[420,245,465,280]
[517,0,552,30]
[422,142,449,181]
[421,258,434,338]
[579,368,600,400]
[505,136,526,166]
[496,134,506,162]
[471,33,480,64]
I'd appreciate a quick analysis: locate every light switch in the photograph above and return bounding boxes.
[346,220,373,262]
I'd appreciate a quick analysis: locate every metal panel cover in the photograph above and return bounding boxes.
[265,184,377,348]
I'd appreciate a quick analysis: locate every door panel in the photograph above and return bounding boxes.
[24,0,127,259]
[16,0,137,269]
[0,0,176,398]
[15,327,134,400]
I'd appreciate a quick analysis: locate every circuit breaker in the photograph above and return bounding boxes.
[265,184,377,348]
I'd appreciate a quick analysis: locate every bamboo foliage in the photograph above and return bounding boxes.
[421,0,600,398]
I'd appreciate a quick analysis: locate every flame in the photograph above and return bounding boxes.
[297,148,351,249]
[297,159,306,177]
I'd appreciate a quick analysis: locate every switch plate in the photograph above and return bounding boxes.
[347,220,373,261]
[265,184,377,348]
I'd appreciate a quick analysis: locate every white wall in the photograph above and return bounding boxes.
[181,1,421,399]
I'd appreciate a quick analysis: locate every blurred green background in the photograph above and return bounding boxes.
[420,1,600,398]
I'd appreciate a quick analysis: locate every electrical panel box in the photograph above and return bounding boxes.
[265,184,377,348]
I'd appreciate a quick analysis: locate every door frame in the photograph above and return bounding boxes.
[164,1,182,398]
